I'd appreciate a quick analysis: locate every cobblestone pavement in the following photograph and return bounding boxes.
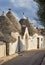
[1,50,45,65]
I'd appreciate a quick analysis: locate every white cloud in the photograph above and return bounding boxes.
[32,20,44,28]
[32,20,37,25]
[10,0,30,7]
[10,0,38,25]
[10,0,15,3]
[10,0,37,9]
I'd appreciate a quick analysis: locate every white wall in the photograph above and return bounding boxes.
[28,36,37,50]
[0,42,6,58]
[43,36,45,48]
[11,32,20,39]
[19,38,25,52]
[9,31,44,55]
[28,34,44,50]
[38,35,43,49]
[9,40,18,55]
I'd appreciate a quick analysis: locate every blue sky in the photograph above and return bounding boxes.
[0,0,44,28]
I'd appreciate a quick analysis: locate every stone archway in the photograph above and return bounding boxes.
[25,34,28,50]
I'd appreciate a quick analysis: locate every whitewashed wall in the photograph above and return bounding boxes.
[23,27,29,51]
[23,27,29,39]
[20,38,26,52]
[8,40,18,55]
[21,34,37,51]
[9,31,44,55]
[39,36,42,49]
[28,34,43,50]
[28,35,37,50]
[43,36,45,48]
[0,41,6,58]
[11,32,19,39]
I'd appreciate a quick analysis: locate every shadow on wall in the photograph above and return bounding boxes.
[15,37,25,52]
[19,39,25,52]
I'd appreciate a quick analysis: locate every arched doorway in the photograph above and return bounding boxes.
[37,38,39,49]
[25,34,28,50]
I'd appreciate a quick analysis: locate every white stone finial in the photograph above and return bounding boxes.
[8,8,12,12]
[2,11,6,16]
[23,12,27,19]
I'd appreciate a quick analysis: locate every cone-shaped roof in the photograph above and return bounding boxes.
[19,18,38,36]
[0,12,17,33]
[0,12,16,43]
[6,9,21,33]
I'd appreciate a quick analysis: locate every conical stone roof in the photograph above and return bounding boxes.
[0,12,17,33]
[19,18,38,36]
[0,12,16,43]
[6,9,21,33]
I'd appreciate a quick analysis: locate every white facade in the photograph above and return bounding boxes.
[19,28,44,51]
[42,36,45,49]
[0,41,6,58]
[6,27,44,55]
[8,41,18,55]
[11,32,20,39]
[7,32,20,55]
[28,34,44,50]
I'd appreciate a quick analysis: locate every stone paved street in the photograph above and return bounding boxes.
[2,50,45,65]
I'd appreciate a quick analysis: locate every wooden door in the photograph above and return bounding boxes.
[37,38,39,49]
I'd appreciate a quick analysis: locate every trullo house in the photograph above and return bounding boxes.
[0,9,45,57]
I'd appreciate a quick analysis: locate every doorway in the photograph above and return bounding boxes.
[37,38,39,49]
[18,36,20,52]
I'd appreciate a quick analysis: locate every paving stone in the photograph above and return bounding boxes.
[41,57,45,65]
[2,50,45,65]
